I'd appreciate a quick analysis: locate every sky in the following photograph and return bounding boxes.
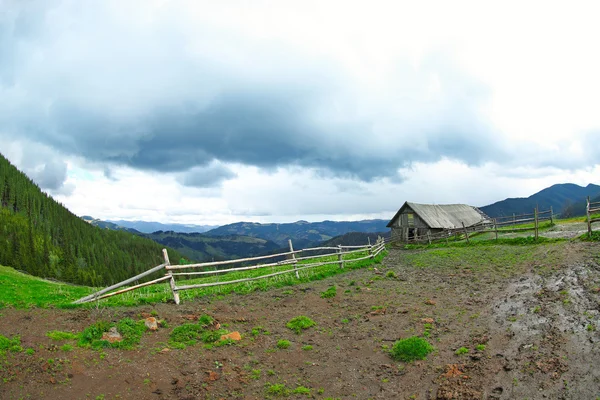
[1,0,600,225]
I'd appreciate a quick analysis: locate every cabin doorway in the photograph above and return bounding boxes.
[408,228,415,240]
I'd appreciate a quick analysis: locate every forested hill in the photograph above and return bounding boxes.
[480,183,600,218]
[204,219,389,248]
[0,154,184,287]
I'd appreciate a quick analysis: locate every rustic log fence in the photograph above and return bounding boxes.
[74,238,386,305]
[388,207,554,245]
[587,197,600,237]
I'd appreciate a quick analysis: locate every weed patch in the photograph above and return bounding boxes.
[47,330,79,341]
[320,285,337,299]
[390,336,434,362]
[286,316,316,334]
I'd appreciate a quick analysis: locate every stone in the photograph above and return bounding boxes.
[219,331,242,341]
[101,327,122,343]
[145,317,159,331]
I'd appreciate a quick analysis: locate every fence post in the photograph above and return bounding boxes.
[550,206,554,224]
[427,231,431,244]
[288,239,299,279]
[587,196,592,238]
[513,213,516,226]
[164,249,180,305]
[534,207,539,240]
[445,231,449,245]
[494,218,498,240]
[462,222,470,244]
[337,245,344,269]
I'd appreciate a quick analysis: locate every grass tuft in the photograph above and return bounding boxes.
[390,336,434,362]
[286,316,316,334]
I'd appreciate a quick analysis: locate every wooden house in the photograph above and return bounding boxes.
[386,202,489,242]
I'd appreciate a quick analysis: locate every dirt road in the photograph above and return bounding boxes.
[1,241,599,399]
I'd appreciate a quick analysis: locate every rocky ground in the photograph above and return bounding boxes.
[1,240,599,399]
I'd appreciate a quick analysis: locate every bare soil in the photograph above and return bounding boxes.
[1,241,600,399]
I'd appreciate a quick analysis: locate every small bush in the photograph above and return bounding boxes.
[301,345,313,351]
[286,316,316,334]
[277,340,291,349]
[320,286,337,299]
[475,344,486,351]
[455,347,469,355]
[390,336,434,362]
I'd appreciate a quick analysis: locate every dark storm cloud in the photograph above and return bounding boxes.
[0,0,508,184]
[178,163,236,188]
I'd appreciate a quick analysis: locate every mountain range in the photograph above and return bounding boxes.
[108,220,218,234]
[480,183,600,218]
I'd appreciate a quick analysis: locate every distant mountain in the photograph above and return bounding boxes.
[143,231,281,262]
[107,220,219,234]
[82,216,141,233]
[480,183,600,218]
[321,231,390,247]
[204,219,389,247]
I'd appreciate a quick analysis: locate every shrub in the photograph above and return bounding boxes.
[277,340,291,349]
[286,316,316,334]
[455,347,469,355]
[390,336,434,362]
[320,286,337,299]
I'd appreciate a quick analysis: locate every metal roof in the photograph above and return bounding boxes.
[386,202,488,229]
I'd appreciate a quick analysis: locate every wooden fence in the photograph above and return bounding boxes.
[73,238,386,305]
[389,207,554,245]
[587,197,600,237]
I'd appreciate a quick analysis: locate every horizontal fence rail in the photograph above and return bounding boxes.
[73,238,386,305]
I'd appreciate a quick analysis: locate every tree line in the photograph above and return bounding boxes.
[0,154,184,287]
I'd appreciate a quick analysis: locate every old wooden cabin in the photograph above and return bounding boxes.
[387,202,490,242]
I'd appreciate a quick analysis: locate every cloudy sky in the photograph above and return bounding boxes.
[1,0,600,225]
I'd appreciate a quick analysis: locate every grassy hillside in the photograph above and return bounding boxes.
[0,265,91,308]
[480,183,600,218]
[0,153,184,286]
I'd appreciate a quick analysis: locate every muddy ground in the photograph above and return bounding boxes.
[1,241,600,399]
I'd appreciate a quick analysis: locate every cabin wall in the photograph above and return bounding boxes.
[390,207,433,242]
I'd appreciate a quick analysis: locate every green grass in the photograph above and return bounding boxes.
[265,383,290,396]
[276,340,291,349]
[389,336,434,362]
[0,249,387,308]
[455,347,469,355]
[320,285,337,298]
[286,316,316,334]
[77,318,148,350]
[0,334,22,355]
[0,265,93,308]
[168,315,220,348]
[580,231,600,241]
[397,243,562,278]
[47,330,79,341]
